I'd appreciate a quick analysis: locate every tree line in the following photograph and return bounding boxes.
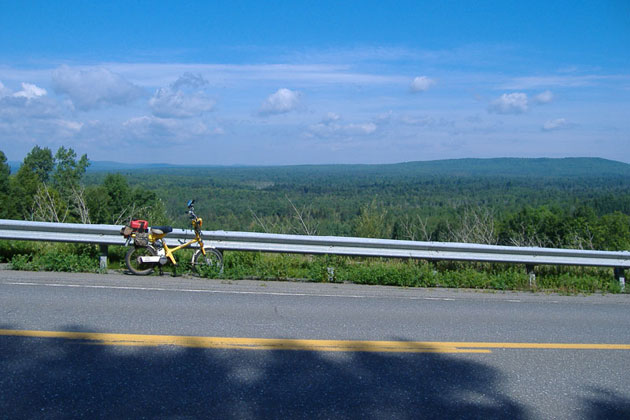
[2,146,629,251]
[0,147,166,225]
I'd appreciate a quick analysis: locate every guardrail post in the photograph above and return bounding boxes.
[99,244,108,271]
[526,264,536,288]
[614,267,625,292]
[327,267,335,282]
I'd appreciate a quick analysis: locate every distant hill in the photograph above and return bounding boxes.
[7,160,180,174]
[394,157,630,178]
[87,161,180,171]
[9,157,630,178]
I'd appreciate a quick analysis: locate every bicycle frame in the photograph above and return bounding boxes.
[150,226,205,266]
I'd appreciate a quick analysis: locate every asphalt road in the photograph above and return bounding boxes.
[1,269,629,419]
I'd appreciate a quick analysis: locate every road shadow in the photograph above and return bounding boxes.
[581,387,630,419]
[0,326,526,419]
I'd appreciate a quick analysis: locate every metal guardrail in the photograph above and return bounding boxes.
[0,219,627,287]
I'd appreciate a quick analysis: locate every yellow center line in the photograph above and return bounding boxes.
[1,329,629,354]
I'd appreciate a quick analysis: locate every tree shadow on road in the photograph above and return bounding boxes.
[581,387,630,420]
[0,326,526,419]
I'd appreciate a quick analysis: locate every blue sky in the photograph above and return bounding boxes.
[1,0,629,165]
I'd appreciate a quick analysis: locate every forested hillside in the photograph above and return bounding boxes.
[2,146,630,251]
[83,157,630,251]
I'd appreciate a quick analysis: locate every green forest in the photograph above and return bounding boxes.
[2,146,630,250]
[1,146,629,292]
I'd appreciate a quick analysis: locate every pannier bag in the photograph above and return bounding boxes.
[130,219,148,232]
[120,226,133,237]
[134,232,150,247]
[120,219,149,238]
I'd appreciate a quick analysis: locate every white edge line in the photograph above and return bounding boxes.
[1,281,460,301]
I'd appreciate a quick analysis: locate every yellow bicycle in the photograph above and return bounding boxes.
[123,200,223,276]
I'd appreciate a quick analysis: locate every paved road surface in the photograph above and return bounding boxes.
[1,270,629,418]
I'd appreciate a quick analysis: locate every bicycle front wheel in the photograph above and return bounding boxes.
[192,247,224,277]
[125,246,157,275]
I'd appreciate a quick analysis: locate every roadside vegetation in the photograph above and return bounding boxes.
[1,146,629,293]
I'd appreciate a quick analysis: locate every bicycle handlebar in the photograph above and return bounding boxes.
[187,199,197,219]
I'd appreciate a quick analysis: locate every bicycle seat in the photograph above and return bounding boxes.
[150,226,173,235]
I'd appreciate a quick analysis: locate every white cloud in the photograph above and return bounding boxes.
[488,92,528,114]
[543,118,572,131]
[410,76,436,93]
[149,72,214,119]
[171,72,208,90]
[0,82,54,123]
[149,88,215,118]
[534,90,554,104]
[259,88,301,115]
[307,114,377,138]
[488,91,552,115]
[399,114,455,128]
[51,119,83,138]
[502,74,616,89]
[322,112,341,123]
[13,82,47,99]
[52,65,144,110]
[0,95,60,121]
[347,122,377,135]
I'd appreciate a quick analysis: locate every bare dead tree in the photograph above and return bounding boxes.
[507,222,547,248]
[112,203,136,225]
[71,185,91,224]
[447,206,497,244]
[31,184,69,223]
[249,208,291,234]
[250,208,271,233]
[286,195,318,236]
[399,214,431,241]
[566,228,595,250]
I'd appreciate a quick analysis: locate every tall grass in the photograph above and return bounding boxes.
[3,241,101,273]
[1,241,623,293]
[218,252,623,294]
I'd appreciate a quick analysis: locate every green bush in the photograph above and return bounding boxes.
[10,254,35,271]
[0,240,39,262]
[9,243,100,273]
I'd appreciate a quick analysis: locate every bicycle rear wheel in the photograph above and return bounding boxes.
[192,247,224,277]
[125,246,157,275]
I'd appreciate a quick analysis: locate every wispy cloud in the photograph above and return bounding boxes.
[52,65,145,110]
[0,81,82,146]
[150,88,215,118]
[542,118,574,131]
[102,63,407,88]
[171,72,208,90]
[13,82,47,99]
[149,72,215,119]
[0,83,60,121]
[534,90,553,104]
[500,74,628,90]
[123,115,213,144]
[307,113,377,139]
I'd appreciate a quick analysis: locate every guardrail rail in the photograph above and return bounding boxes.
[0,219,627,289]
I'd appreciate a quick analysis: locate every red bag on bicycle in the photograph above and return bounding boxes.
[130,219,148,232]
